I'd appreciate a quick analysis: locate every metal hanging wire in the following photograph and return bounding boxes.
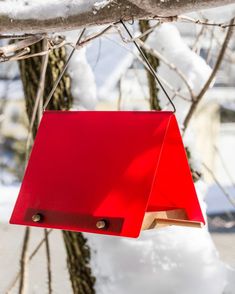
[120,20,176,113]
[43,21,176,113]
[43,28,86,111]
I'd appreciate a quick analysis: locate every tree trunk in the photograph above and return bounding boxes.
[18,42,95,294]
[139,20,160,110]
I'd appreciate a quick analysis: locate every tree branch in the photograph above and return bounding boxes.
[18,227,30,294]
[128,0,235,15]
[44,229,53,294]
[0,0,234,34]
[137,39,195,100]
[183,18,234,131]
[6,230,53,293]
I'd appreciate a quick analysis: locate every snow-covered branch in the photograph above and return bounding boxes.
[128,0,235,15]
[0,0,234,34]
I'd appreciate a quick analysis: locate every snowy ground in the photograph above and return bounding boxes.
[0,223,71,294]
[0,217,234,294]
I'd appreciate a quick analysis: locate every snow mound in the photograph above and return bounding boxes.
[87,227,229,294]
[68,47,97,110]
[147,24,212,123]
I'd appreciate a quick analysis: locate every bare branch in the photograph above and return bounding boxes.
[191,25,206,52]
[214,145,235,189]
[202,163,235,208]
[179,15,235,28]
[183,18,234,130]
[78,25,113,47]
[44,229,53,294]
[0,35,43,58]
[136,39,195,100]
[25,40,49,160]
[6,230,53,293]
[129,0,235,15]
[110,30,191,102]
[18,227,30,294]
[14,39,50,294]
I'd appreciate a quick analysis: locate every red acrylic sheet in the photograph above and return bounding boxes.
[10,111,205,238]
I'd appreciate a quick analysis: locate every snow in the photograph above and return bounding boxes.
[146,23,212,124]
[119,69,150,110]
[0,0,113,20]
[93,0,114,12]
[83,184,234,294]
[86,34,134,101]
[87,227,231,294]
[83,180,233,294]
[67,44,98,109]
[0,184,19,222]
[147,24,212,96]
[0,182,233,293]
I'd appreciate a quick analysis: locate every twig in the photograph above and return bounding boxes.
[30,230,53,260]
[117,78,123,111]
[25,39,49,161]
[178,15,235,29]
[6,230,53,294]
[0,35,44,57]
[208,27,235,63]
[38,40,48,124]
[17,39,49,294]
[115,23,194,101]
[206,26,215,63]
[136,39,195,100]
[41,40,53,294]
[18,227,30,294]
[113,21,161,43]
[155,75,191,102]
[44,229,52,294]
[1,26,112,63]
[121,20,176,112]
[183,18,234,131]
[0,33,42,40]
[202,162,235,208]
[214,145,235,189]
[191,25,206,52]
[1,40,66,62]
[105,34,191,103]
[79,25,113,47]
[43,28,86,110]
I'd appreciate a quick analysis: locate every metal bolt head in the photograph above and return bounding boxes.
[32,213,42,223]
[96,219,107,229]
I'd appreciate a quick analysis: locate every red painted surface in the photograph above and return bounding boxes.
[10,111,205,238]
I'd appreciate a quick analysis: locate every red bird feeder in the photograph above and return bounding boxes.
[10,111,205,238]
